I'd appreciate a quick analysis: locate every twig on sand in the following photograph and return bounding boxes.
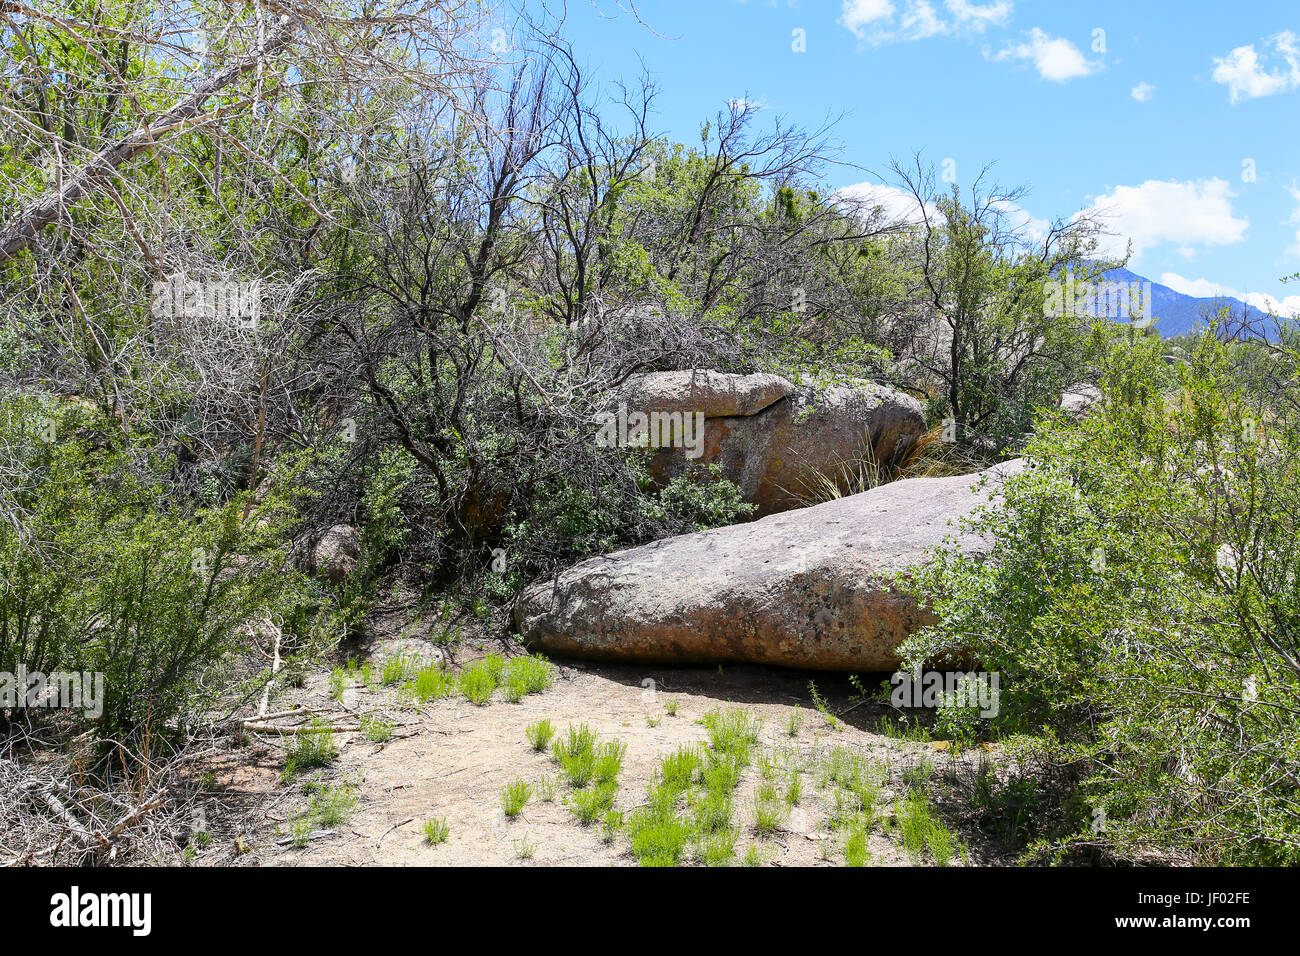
[377,816,415,847]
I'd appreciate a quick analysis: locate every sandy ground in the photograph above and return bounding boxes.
[189,603,1003,868]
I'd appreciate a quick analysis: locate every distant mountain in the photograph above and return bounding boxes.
[1099,268,1271,338]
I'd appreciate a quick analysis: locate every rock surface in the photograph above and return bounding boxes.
[311,524,361,585]
[618,370,926,517]
[516,460,1022,671]
[614,369,794,420]
[1059,383,1103,420]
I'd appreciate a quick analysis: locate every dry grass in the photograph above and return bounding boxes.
[782,424,981,507]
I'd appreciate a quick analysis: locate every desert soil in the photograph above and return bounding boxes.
[189,599,1004,868]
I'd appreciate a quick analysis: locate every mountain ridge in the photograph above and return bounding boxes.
[1100,267,1270,337]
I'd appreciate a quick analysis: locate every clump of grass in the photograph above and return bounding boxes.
[752,783,786,837]
[570,782,618,825]
[553,723,599,788]
[628,807,693,867]
[601,810,623,844]
[702,752,743,794]
[627,708,773,866]
[288,812,316,848]
[537,775,556,802]
[409,663,457,702]
[459,654,504,705]
[927,819,960,866]
[593,741,626,786]
[691,788,734,837]
[875,712,931,742]
[501,779,533,818]
[740,844,768,866]
[525,719,555,752]
[699,708,762,764]
[664,699,679,717]
[422,817,450,845]
[646,714,661,727]
[785,706,804,737]
[381,653,418,686]
[844,819,871,867]
[660,745,704,794]
[282,719,339,780]
[504,655,555,701]
[359,711,394,742]
[897,788,960,865]
[786,773,803,807]
[829,789,864,830]
[698,827,738,867]
[311,785,358,827]
[514,836,538,859]
[328,667,347,702]
[901,757,934,790]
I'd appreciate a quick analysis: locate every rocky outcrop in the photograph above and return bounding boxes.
[613,370,927,517]
[516,460,1022,671]
[311,524,361,585]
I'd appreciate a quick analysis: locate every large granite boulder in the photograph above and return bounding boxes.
[611,370,926,517]
[516,460,1022,671]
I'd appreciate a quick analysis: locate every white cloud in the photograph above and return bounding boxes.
[991,199,1050,242]
[835,183,1049,241]
[901,1,946,40]
[1212,31,1300,104]
[1160,272,1300,318]
[1082,178,1249,260]
[990,28,1101,82]
[1242,291,1300,317]
[840,0,897,41]
[834,182,935,224]
[1130,81,1155,102]
[1158,273,1230,298]
[945,0,1012,29]
[839,0,1010,45]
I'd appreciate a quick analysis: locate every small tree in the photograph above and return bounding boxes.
[886,154,1118,451]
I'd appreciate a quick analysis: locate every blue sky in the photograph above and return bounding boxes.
[556,0,1300,315]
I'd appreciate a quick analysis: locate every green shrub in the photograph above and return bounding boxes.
[900,325,1300,864]
[500,779,533,818]
[570,782,617,825]
[0,393,319,744]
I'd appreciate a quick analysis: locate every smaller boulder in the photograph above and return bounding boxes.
[1059,384,1102,420]
[312,525,361,585]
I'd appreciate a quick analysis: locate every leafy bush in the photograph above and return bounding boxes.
[0,393,318,742]
[901,325,1300,864]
